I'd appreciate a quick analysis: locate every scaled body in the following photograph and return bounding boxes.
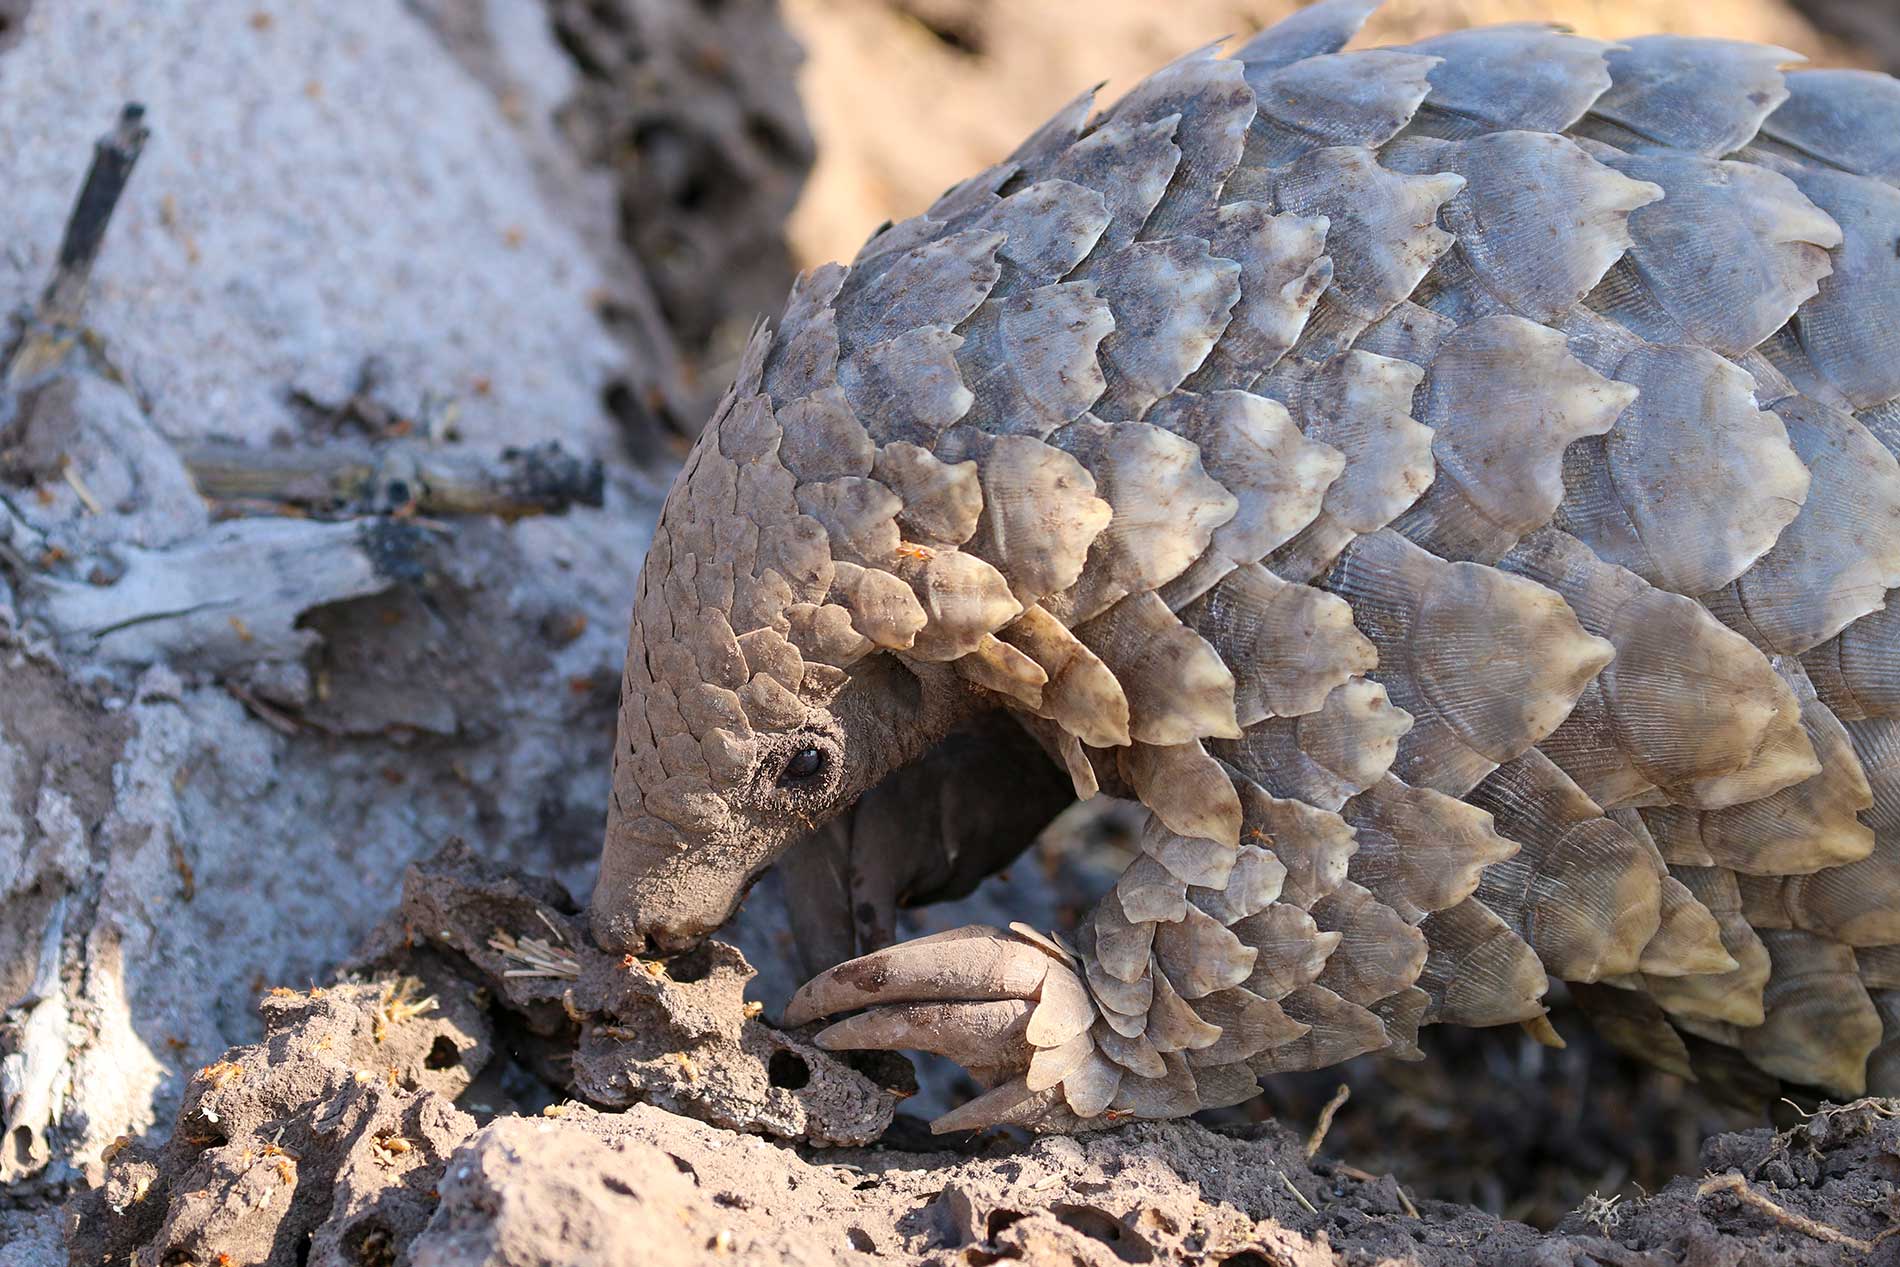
[599,0,1900,1130]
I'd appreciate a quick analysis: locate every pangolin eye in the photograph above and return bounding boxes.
[779,746,825,785]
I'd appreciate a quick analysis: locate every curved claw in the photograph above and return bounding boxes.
[790,924,1105,1133]
[783,924,1055,1026]
[813,999,1033,1072]
[930,1076,1078,1135]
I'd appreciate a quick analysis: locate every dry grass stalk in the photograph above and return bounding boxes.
[489,928,580,980]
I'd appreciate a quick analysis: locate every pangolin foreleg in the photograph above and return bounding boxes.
[786,805,1322,1131]
[779,712,1077,978]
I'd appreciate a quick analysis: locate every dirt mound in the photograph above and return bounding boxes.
[64,846,1900,1266]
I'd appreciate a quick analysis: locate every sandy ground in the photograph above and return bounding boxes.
[65,846,1900,1266]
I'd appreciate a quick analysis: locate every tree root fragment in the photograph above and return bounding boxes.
[1695,1171,1876,1253]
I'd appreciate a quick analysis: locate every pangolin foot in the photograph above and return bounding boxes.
[783,923,1106,1133]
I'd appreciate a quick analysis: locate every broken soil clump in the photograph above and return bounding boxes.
[61,844,1900,1266]
[361,839,900,1146]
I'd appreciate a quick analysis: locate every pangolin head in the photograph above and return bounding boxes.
[588,154,1264,952]
[589,285,1097,953]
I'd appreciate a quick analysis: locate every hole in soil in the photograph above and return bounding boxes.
[1050,1204,1154,1263]
[745,115,805,165]
[846,1227,877,1252]
[5,1125,32,1171]
[600,376,636,415]
[587,0,627,32]
[674,173,711,213]
[425,1036,461,1070]
[667,945,715,983]
[767,1049,810,1090]
[183,1121,229,1153]
[1217,1255,1275,1267]
[986,1208,1027,1239]
[344,1218,397,1267]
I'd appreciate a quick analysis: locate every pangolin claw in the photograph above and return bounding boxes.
[788,924,1100,1132]
[812,999,1032,1074]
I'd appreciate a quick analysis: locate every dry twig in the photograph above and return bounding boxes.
[1273,1163,1318,1215]
[1695,1172,1873,1253]
[6,104,148,387]
[181,439,604,521]
[59,458,102,514]
[1305,1083,1350,1159]
[1334,1160,1420,1218]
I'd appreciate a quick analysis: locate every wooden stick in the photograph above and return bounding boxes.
[1272,1163,1318,1214]
[1333,1159,1421,1218]
[180,439,605,520]
[34,517,434,668]
[43,104,150,325]
[6,104,148,389]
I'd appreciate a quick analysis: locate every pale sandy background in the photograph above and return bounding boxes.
[781,0,1863,268]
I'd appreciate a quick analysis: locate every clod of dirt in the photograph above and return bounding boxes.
[63,842,895,1265]
[371,840,899,1146]
[404,1111,712,1267]
[428,1100,1897,1267]
[64,983,480,1267]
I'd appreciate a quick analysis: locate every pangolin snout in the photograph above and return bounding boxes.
[590,816,776,958]
[589,890,728,957]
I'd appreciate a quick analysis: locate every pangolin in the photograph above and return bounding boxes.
[593,0,1900,1132]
